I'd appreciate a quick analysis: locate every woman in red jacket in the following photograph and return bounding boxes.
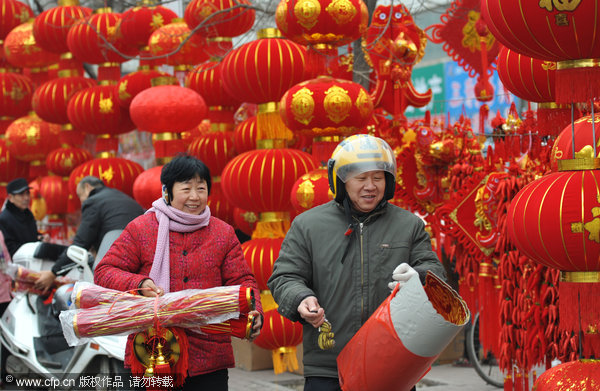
[94,154,262,390]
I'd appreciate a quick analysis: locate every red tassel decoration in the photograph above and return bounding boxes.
[504,374,513,391]
[555,65,600,104]
[536,103,572,137]
[478,262,501,358]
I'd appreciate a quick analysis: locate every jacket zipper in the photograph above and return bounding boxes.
[359,221,365,323]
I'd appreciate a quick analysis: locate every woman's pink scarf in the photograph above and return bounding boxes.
[146,198,211,292]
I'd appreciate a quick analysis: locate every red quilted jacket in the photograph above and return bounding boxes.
[94,212,262,376]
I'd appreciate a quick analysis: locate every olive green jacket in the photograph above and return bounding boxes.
[267,200,446,378]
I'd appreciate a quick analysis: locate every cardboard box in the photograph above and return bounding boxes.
[232,338,273,371]
[435,327,466,364]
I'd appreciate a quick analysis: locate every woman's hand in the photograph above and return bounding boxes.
[248,310,262,340]
[138,279,164,297]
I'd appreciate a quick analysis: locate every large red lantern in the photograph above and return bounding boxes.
[46,147,92,177]
[241,238,283,290]
[280,76,373,137]
[132,165,162,210]
[183,0,255,38]
[253,308,303,374]
[37,175,69,215]
[0,137,28,183]
[207,181,235,226]
[4,21,60,69]
[68,157,144,199]
[32,75,96,125]
[221,29,311,141]
[532,360,600,390]
[148,20,208,69]
[233,207,258,237]
[32,0,92,55]
[0,71,33,120]
[0,0,33,40]
[5,113,61,163]
[221,148,316,213]
[290,169,332,214]
[118,4,177,50]
[550,114,600,170]
[116,70,177,108]
[482,0,600,102]
[187,131,235,175]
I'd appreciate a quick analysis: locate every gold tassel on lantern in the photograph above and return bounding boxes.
[272,346,299,374]
[251,212,291,239]
[257,102,293,142]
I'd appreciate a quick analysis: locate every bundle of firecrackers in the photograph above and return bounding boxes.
[59,281,256,346]
[6,265,75,295]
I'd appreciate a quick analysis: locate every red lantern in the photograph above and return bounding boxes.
[187,131,235,175]
[148,20,208,68]
[185,61,240,108]
[116,70,178,108]
[533,360,600,390]
[221,148,316,212]
[38,175,69,215]
[68,157,144,198]
[118,4,177,50]
[233,207,258,237]
[233,115,257,153]
[207,181,235,226]
[66,8,137,64]
[241,238,283,290]
[0,137,28,183]
[46,147,92,177]
[32,0,92,54]
[280,76,373,137]
[0,0,33,40]
[32,75,96,124]
[290,169,332,214]
[130,85,207,133]
[5,113,61,163]
[253,308,303,374]
[0,71,33,119]
[132,165,163,210]
[183,0,255,38]
[551,114,600,170]
[3,21,60,69]
[482,0,600,103]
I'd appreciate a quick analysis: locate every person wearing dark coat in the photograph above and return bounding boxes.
[34,176,145,292]
[0,177,46,257]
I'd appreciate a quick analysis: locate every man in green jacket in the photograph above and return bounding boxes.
[268,134,446,391]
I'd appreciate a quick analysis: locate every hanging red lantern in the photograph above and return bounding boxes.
[550,114,600,170]
[233,115,257,154]
[148,20,208,68]
[221,29,311,141]
[482,0,600,103]
[4,21,60,69]
[0,0,33,40]
[68,157,144,199]
[5,113,61,163]
[32,0,92,54]
[32,75,96,124]
[207,181,235,226]
[233,207,258,237]
[132,165,163,210]
[38,175,69,215]
[46,147,92,177]
[253,308,303,374]
[183,0,255,38]
[496,45,571,137]
[221,148,316,213]
[280,76,373,137]
[0,137,28,183]
[0,71,33,120]
[290,169,332,214]
[532,360,600,390]
[118,4,177,50]
[241,238,284,291]
[116,69,178,108]
[187,131,235,175]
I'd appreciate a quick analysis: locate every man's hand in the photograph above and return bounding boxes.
[248,310,263,340]
[298,296,325,328]
[138,279,164,297]
[387,263,418,291]
[35,270,56,293]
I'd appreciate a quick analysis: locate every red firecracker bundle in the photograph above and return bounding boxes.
[59,282,255,346]
[7,265,75,295]
[337,272,469,391]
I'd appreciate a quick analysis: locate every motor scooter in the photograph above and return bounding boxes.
[0,231,127,389]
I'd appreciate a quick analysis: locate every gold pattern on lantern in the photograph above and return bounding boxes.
[9,86,26,101]
[570,207,600,243]
[324,85,351,123]
[291,87,315,125]
[151,13,166,30]
[541,61,557,71]
[294,0,321,30]
[355,89,371,118]
[118,81,131,100]
[297,178,315,209]
[326,0,356,25]
[539,0,581,12]
[26,126,39,145]
[275,0,288,33]
[198,3,219,19]
[99,98,114,114]
[99,166,115,183]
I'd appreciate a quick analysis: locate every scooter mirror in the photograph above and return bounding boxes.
[66,245,89,267]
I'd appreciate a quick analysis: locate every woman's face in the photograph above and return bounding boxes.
[170,176,208,215]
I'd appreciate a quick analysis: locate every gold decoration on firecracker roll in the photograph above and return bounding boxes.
[324,85,351,123]
[557,157,600,171]
[318,320,335,350]
[294,0,321,30]
[424,272,469,325]
[291,87,315,126]
[326,0,356,25]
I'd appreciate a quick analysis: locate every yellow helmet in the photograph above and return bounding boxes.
[327,134,397,202]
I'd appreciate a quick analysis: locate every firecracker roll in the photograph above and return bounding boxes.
[8,265,74,295]
[337,272,470,391]
[60,282,253,346]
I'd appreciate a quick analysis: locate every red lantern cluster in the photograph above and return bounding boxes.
[184,0,255,38]
[117,69,178,108]
[0,0,33,40]
[33,75,96,125]
[32,0,92,55]
[148,20,208,68]
[118,4,178,50]
[46,147,92,177]
[3,21,60,69]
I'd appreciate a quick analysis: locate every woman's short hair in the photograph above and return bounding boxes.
[161,154,211,199]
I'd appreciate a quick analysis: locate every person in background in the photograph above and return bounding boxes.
[94,154,262,390]
[0,177,49,257]
[35,176,145,292]
[0,230,12,386]
[268,134,446,391]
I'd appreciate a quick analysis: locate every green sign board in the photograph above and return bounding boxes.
[404,62,445,119]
